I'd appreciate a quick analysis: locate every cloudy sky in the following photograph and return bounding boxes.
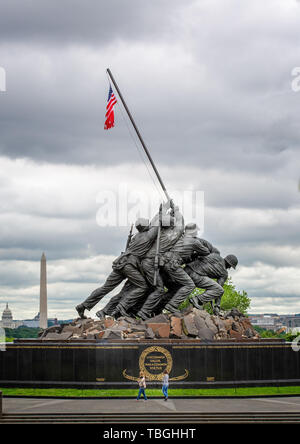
[0,0,299,319]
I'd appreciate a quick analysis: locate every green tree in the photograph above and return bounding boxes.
[4,326,41,339]
[220,278,251,314]
[253,326,299,342]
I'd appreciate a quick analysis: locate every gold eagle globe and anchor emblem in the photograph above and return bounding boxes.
[123,346,189,381]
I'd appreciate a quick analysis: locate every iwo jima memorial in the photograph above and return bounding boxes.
[1,69,299,389]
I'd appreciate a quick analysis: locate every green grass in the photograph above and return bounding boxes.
[1,386,300,398]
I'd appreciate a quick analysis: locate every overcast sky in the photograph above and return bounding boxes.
[0,0,300,319]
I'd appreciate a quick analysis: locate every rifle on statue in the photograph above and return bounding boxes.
[125,223,134,250]
[153,204,163,287]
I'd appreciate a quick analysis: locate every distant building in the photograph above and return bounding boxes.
[21,319,40,328]
[21,312,40,328]
[279,314,300,333]
[248,313,300,332]
[22,313,57,328]
[248,314,279,330]
[0,303,23,329]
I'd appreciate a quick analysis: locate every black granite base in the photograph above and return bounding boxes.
[0,339,299,389]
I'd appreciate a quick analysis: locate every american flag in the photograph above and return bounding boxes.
[104,84,117,130]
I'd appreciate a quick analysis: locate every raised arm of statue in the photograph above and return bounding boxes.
[150,200,171,227]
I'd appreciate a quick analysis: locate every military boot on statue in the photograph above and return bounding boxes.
[213,305,221,316]
[190,296,204,310]
[110,309,121,319]
[213,296,222,316]
[96,309,106,320]
[136,309,149,320]
[76,304,87,319]
[118,305,131,318]
[163,303,181,315]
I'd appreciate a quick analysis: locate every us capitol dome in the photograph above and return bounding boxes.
[0,303,21,329]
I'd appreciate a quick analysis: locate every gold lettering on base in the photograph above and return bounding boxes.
[123,346,189,382]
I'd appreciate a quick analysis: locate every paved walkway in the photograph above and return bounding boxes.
[3,396,300,414]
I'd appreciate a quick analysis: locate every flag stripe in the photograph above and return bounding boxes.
[105,98,117,116]
[104,85,117,130]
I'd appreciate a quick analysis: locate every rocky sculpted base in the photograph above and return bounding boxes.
[39,307,260,341]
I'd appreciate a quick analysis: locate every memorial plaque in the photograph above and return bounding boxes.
[123,345,188,382]
[139,346,172,380]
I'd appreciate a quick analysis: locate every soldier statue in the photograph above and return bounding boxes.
[75,202,171,319]
[111,202,184,318]
[186,253,238,315]
[75,200,238,320]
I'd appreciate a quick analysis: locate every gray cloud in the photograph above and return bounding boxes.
[0,0,300,173]
[0,0,184,45]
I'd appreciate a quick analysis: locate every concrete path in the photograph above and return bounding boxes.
[3,396,300,414]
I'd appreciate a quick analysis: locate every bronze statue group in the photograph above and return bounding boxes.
[76,200,238,320]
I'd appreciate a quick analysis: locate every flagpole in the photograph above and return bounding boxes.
[106,68,170,202]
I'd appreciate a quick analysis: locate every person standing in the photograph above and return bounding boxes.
[137,372,147,401]
[162,370,169,401]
